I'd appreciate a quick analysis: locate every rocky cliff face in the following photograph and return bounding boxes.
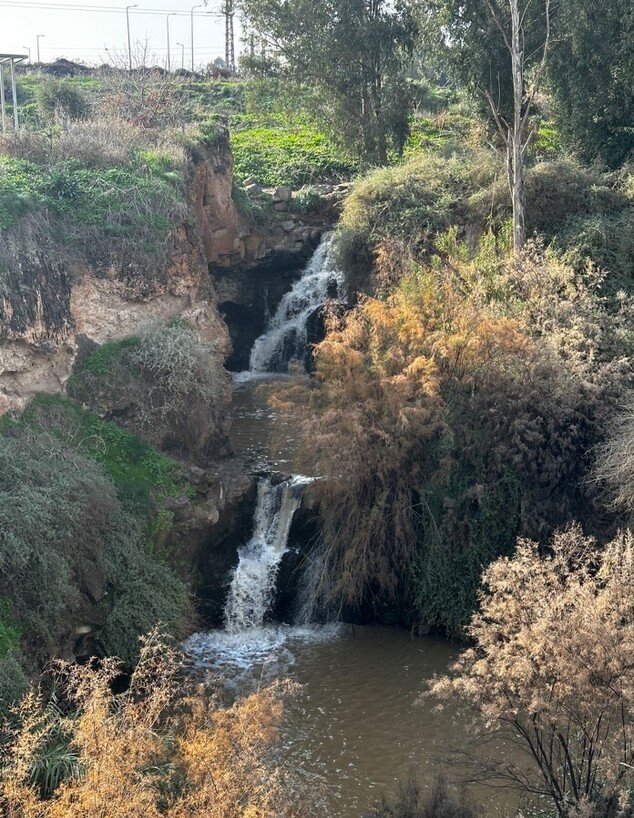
[0,132,337,417]
[0,213,230,429]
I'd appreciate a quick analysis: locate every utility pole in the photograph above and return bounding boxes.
[190,4,201,72]
[223,0,234,72]
[176,41,184,70]
[126,4,138,72]
[36,34,45,63]
[166,12,176,72]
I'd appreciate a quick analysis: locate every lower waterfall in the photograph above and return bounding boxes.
[225,475,308,633]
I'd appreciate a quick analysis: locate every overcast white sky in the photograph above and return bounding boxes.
[0,0,235,69]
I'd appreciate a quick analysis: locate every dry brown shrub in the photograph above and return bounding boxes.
[429,527,634,818]
[594,398,634,520]
[0,631,303,818]
[285,239,634,627]
[0,131,51,163]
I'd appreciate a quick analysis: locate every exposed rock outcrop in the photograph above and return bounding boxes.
[0,167,231,452]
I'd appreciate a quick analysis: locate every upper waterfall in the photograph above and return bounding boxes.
[249,233,344,373]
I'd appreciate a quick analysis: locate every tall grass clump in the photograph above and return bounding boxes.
[68,320,229,458]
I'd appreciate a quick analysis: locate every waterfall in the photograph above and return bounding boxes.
[182,238,344,673]
[249,233,344,373]
[224,475,310,633]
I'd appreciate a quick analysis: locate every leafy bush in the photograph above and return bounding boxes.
[0,654,27,712]
[230,124,357,186]
[292,185,327,214]
[35,78,89,120]
[335,149,502,292]
[0,600,20,658]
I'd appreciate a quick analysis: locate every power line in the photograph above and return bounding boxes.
[0,1,223,15]
[37,44,224,51]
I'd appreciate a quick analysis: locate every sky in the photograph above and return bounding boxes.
[0,0,236,69]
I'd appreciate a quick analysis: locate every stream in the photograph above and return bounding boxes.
[185,235,522,817]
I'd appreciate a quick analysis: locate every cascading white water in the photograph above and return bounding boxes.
[249,233,344,373]
[224,475,310,633]
[183,236,342,673]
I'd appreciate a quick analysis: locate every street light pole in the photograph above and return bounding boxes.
[22,46,31,63]
[190,4,201,73]
[126,4,138,72]
[166,13,176,72]
[176,42,184,71]
[36,34,45,63]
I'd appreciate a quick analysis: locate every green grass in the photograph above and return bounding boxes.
[230,123,357,187]
[80,337,141,377]
[0,153,183,233]
[14,394,192,514]
[404,113,473,155]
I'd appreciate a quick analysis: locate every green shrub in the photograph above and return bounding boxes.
[0,599,20,657]
[335,149,502,291]
[335,149,634,295]
[35,79,89,120]
[19,393,191,514]
[292,185,327,214]
[0,653,27,712]
[0,420,191,696]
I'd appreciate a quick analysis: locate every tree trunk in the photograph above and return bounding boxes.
[509,0,526,252]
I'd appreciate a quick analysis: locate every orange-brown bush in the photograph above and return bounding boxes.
[0,632,302,818]
[292,238,634,630]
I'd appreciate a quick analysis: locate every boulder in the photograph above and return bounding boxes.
[273,185,292,203]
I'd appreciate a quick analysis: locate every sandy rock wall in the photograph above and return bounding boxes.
[0,170,231,420]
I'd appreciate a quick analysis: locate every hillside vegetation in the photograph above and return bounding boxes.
[0,17,633,813]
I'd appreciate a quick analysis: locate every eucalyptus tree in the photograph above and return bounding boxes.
[239,0,418,164]
[547,0,634,168]
[427,0,553,252]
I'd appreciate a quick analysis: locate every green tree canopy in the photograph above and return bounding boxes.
[240,0,418,164]
[547,0,634,168]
